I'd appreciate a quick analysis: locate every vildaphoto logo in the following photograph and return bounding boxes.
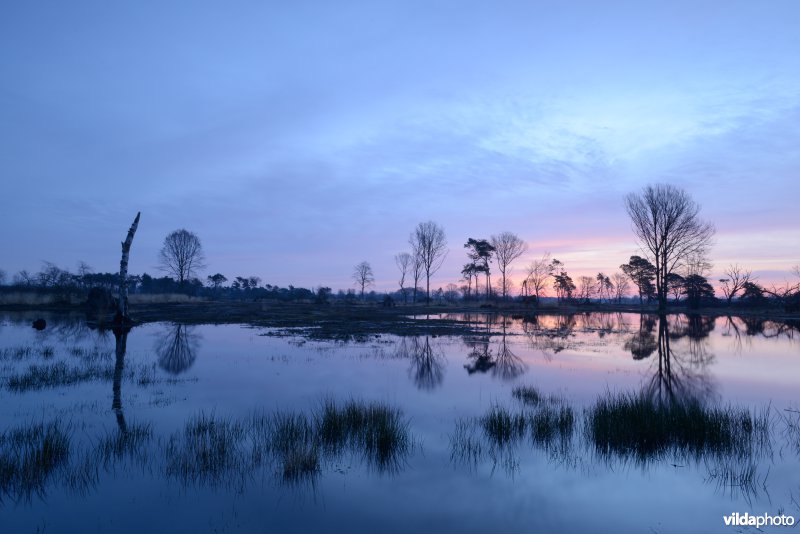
[723,513,795,527]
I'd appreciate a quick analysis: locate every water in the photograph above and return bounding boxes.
[1,311,798,533]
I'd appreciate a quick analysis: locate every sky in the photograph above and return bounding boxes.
[1,1,798,293]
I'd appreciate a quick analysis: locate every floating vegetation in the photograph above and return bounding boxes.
[0,421,71,503]
[586,392,770,465]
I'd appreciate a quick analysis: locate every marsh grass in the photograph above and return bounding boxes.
[165,412,246,486]
[5,358,191,392]
[1,345,57,361]
[0,421,70,502]
[164,400,411,489]
[316,398,411,472]
[97,422,153,465]
[7,362,117,391]
[452,389,577,475]
[586,392,770,465]
[512,385,543,406]
[68,346,112,363]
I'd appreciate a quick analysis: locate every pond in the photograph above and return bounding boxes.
[1,311,799,533]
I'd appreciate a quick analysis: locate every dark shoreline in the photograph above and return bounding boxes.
[2,300,797,340]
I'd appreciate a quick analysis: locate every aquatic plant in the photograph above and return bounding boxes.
[586,391,769,465]
[0,421,71,502]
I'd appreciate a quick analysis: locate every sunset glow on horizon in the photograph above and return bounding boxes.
[1,1,798,294]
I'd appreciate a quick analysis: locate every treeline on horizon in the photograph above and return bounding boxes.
[2,184,799,312]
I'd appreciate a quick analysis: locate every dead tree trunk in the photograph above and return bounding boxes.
[116,212,140,324]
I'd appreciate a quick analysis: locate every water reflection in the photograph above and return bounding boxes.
[154,324,200,375]
[463,319,525,381]
[113,327,129,433]
[396,336,445,390]
[637,316,716,403]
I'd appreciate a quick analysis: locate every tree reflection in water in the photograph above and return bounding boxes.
[410,337,445,390]
[637,315,716,404]
[154,324,200,375]
[394,336,445,390]
[462,317,525,381]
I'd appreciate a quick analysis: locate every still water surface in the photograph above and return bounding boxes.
[1,312,798,533]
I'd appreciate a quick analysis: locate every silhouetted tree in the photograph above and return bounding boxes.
[621,255,657,305]
[682,274,715,309]
[116,212,140,322]
[553,271,575,303]
[611,272,630,303]
[666,272,685,303]
[719,264,753,306]
[207,273,227,290]
[740,281,767,307]
[394,252,412,303]
[577,276,596,303]
[595,273,613,302]
[464,238,494,299]
[352,261,374,299]
[625,184,715,310]
[461,263,481,300]
[410,250,424,304]
[158,229,206,285]
[490,232,527,300]
[410,221,448,304]
[0,269,6,285]
[523,253,554,303]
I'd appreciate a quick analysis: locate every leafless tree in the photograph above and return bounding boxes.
[409,221,448,304]
[14,270,34,286]
[158,228,206,284]
[352,261,374,299]
[523,253,553,301]
[490,232,527,300]
[395,252,412,303]
[0,269,6,286]
[611,272,630,303]
[625,184,715,310]
[577,276,596,303]
[410,250,424,304]
[117,212,140,321]
[718,264,753,306]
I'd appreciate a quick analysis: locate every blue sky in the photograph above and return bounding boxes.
[1,1,798,292]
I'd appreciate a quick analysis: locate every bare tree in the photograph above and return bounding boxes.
[577,276,596,303]
[409,221,448,304]
[395,252,412,303]
[612,272,630,303]
[718,264,753,306]
[625,184,715,311]
[0,269,6,286]
[117,212,140,322]
[523,253,553,302]
[490,232,527,300]
[410,250,424,304]
[352,261,374,299]
[159,229,206,285]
